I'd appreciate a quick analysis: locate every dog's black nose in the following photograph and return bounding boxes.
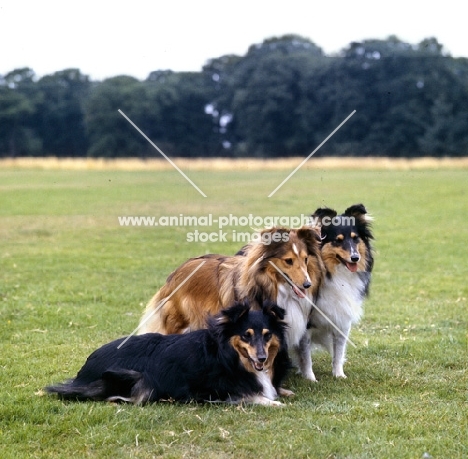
[303,280,311,289]
[351,255,360,263]
[257,356,266,363]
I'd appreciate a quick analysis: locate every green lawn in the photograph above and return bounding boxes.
[1,165,467,458]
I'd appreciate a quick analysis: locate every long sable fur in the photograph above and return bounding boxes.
[138,226,324,335]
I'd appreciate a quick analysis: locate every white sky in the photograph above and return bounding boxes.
[0,0,465,81]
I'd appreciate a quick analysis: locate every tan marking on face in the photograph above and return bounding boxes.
[320,244,341,273]
[357,240,368,270]
[264,335,280,372]
[321,241,368,273]
[336,234,344,242]
[230,336,255,372]
[230,329,279,374]
[274,246,311,287]
[350,232,357,239]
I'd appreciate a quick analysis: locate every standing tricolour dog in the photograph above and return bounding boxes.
[308,204,374,380]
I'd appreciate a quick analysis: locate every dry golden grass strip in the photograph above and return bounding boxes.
[1,156,468,171]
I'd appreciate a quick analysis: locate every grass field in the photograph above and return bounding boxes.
[1,161,467,458]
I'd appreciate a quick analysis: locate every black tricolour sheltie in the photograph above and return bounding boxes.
[308,204,374,380]
[46,301,291,406]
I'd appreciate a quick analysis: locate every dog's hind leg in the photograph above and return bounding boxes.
[102,369,153,404]
[331,325,351,378]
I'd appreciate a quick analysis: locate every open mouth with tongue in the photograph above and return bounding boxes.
[336,255,360,273]
[291,284,307,298]
[250,359,265,371]
[345,261,358,272]
[339,256,359,272]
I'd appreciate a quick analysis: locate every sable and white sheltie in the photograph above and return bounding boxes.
[46,301,290,406]
[237,229,326,381]
[138,225,324,370]
[307,203,374,380]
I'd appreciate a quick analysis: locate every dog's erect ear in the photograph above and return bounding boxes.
[219,301,250,324]
[296,226,322,251]
[261,227,290,246]
[344,203,374,242]
[257,227,291,259]
[344,203,374,226]
[262,301,286,322]
[344,203,367,218]
[311,207,337,224]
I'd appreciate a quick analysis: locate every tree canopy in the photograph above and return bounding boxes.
[1,35,467,157]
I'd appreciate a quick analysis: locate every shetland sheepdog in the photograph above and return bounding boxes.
[138,226,324,353]
[46,302,290,406]
[237,229,326,382]
[308,204,374,380]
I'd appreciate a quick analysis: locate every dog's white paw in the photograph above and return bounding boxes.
[245,395,285,406]
[303,370,317,382]
[267,399,284,407]
[332,369,347,378]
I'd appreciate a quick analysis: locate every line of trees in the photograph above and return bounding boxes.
[1,35,468,158]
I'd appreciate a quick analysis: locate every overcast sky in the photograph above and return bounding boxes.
[0,0,465,81]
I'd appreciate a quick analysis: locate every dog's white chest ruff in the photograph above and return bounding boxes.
[315,265,367,327]
[309,265,370,378]
[277,283,312,348]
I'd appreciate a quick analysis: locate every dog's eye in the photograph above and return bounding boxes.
[305,257,308,264]
[263,332,272,341]
[353,235,359,241]
[241,332,251,342]
[285,258,293,266]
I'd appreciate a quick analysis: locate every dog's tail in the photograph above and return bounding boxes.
[46,369,149,403]
[46,379,108,401]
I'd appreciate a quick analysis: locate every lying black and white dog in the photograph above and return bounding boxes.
[46,301,291,406]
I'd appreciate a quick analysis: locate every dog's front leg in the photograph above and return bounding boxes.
[332,325,351,378]
[296,332,317,382]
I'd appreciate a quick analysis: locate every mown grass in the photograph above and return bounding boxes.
[1,164,467,458]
